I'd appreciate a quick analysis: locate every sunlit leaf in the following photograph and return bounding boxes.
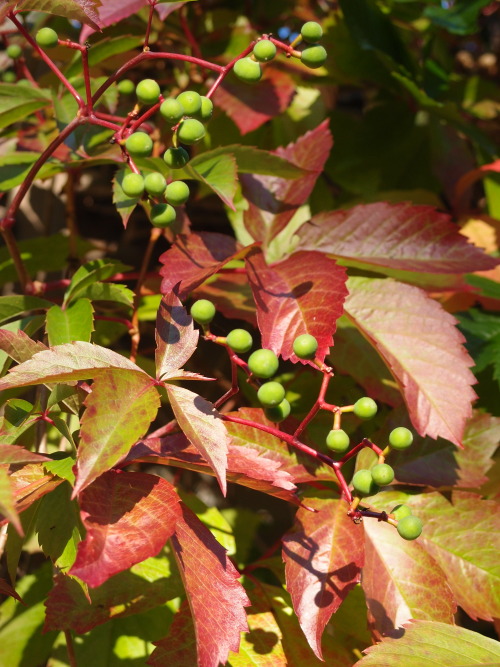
[155,292,198,380]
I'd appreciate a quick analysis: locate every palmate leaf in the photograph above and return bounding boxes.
[166,385,230,495]
[45,298,94,346]
[69,471,181,587]
[344,277,476,446]
[0,83,51,130]
[296,202,499,274]
[74,370,160,495]
[362,517,455,639]
[155,292,198,381]
[0,328,47,365]
[187,152,238,210]
[245,248,348,364]
[355,620,500,667]
[14,0,102,30]
[0,295,53,326]
[282,494,364,660]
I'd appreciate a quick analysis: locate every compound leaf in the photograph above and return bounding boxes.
[155,292,198,380]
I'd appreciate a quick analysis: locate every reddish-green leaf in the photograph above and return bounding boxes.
[245,248,348,364]
[410,491,500,621]
[0,466,23,536]
[194,272,257,326]
[159,232,255,299]
[296,202,499,274]
[155,291,198,381]
[74,370,160,495]
[0,328,47,364]
[166,385,229,496]
[149,601,198,667]
[3,463,62,518]
[70,471,181,586]
[344,277,477,446]
[241,121,333,244]
[170,504,250,667]
[0,578,23,603]
[0,341,148,391]
[282,494,364,659]
[15,0,102,30]
[0,443,50,465]
[45,298,94,346]
[354,620,500,666]
[362,515,455,639]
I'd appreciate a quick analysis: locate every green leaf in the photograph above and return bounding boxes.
[113,168,140,228]
[424,0,491,35]
[46,299,94,346]
[63,258,131,305]
[0,295,52,327]
[187,152,238,211]
[355,619,500,666]
[35,481,81,570]
[180,492,236,556]
[78,282,134,308]
[15,0,102,31]
[0,152,63,191]
[194,145,304,178]
[0,83,51,129]
[0,399,37,446]
[64,34,144,78]
[43,453,76,485]
[466,274,500,300]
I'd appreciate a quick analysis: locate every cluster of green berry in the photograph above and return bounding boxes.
[120,86,213,227]
[1,42,23,82]
[233,21,327,84]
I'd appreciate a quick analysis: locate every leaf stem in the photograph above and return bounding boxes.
[64,629,78,667]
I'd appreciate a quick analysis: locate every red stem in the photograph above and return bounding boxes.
[144,0,156,50]
[179,4,202,59]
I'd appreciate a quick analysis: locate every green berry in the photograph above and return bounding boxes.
[226,329,253,354]
[397,515,423,541]
[6,44,22,59]
[190,299,216,325]
[353,397,377,420]
[371,463,394,487]
[248,349,279,379]
[352,469,377,496]
[257,381,286,408]
[144,172,167,197]
[300,45,327,69]
[265,399,291,423]
[165,180,190,206]
[177,118,206,145]
[2,71,16,83]
[125,132,153,158]
[233,57,262,83]
[177,90,202,115]
[326,429,350,454]
[293,333,318,360]
[136,78,161,105]
[391,504,412,521]
[198,96,213,121]
[117,79,135,95]
[301,21,323,44]
[389,427,413,450]
[121,173,145,198]
[150,203,176,228]
[160,98,185,124]
[36,27,59,48]
[163,146,190,169]
[253,40,277,62]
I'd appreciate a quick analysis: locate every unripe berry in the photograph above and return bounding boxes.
[121,173,145,198]
[391,504,412,521]
[177,118,206,145]
[248,349,279,379]
[326,429,350,454]
[160,98,184,124]
[397,515,423,541]
[136,78,161,105]
[165,180,190,206]
[253,40,277,62]
[257,381,286,408]
[226,329,253,354]
[190,299,216,325]
[36,27,59,48]
[177,90,202,115]
[300,45,327,69]
[301,21,323,44]
[164,146,190,169]
[353,397,377,420]
[150,203,176,228]
[117,79,135,95]
[265,399,291,423]
[2,71,16,83]
[293,333,318,360]
[233,57,262,83]
[144,172,167,197]
[389,427,413,450]
[371,463,394,486]
[125,132,153,158]
[198,96,214,121]
[352,469,377,496]
[6,44,22,59]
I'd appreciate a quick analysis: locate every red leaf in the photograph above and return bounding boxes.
[344,277,477,446]
[159,232,255,299]
[4,463,62,518]
[148,600,198,667]
[194,272,257,327]
[74,370,160,495]
[245,248,348,363]
[282,495,364,660]
[155,291,199,380]
[0,577,23,603]
[166,385,229,496]
[214,67,295,135]
[0,466,23,536]
[362,516,455,639]
[0,328,47,364]
[0,444,50,465]
[296,202,499,274]
[69,471,181,587]
[241,120,333,244]
[170,504,250,667]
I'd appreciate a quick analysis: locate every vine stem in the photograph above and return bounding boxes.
[64,630,78,667]
[0,227,32,292]
[144,0,157,49]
